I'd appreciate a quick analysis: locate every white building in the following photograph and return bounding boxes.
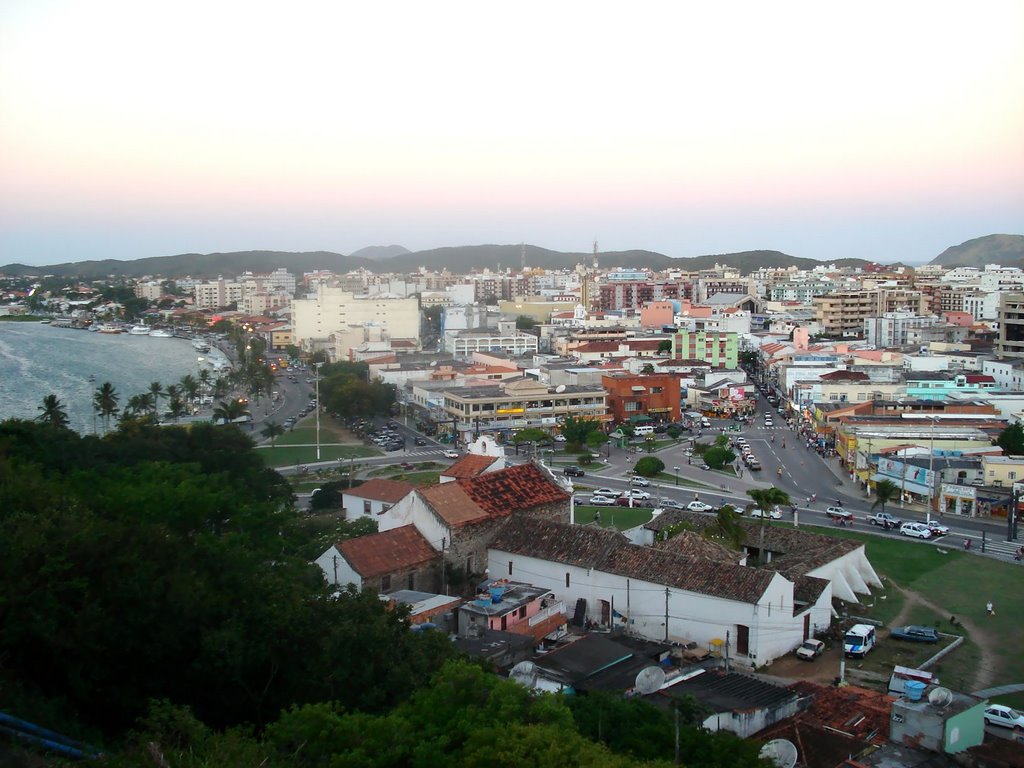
[487,518,835,667]
[292,284,420,347]
[341,478,416,520]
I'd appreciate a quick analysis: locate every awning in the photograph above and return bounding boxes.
[629,415,653,423]
[871,473,929,495]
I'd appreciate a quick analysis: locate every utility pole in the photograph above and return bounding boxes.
[725,630,731,673]
[441,537,447,595]
[1008,487,1019,542]
[664,588,670,642]
[314,362,323,461]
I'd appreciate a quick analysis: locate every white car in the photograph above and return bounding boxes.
[593,488,618,498]
[553,434,567,442]
[926,520,950,536]
[589,495,616,506]
[984,704,1024,730]
[629,476,650,486]
[687,501,715,512]
[899,521,933,539]
[795,638,825,661]
[442,450,460,459]
[826,506,853,521]
[749,507,782,520]
[621,489,652,501]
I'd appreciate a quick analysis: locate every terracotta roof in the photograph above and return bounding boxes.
[364,354,399,364]
[337,525,438,578]
[492,518,777,605]
[442,454,501,479]
[458,462,570,515]
[653,529,740,563]
[418,483,489,528]
[346,478,416,504]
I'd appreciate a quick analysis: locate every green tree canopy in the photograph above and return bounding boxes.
[633,456,665,477]
[872,479,900,515]
[996,423,1024,455]
[36,393,70,429]
[703,445,735,470]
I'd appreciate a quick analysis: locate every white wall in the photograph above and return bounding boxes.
[488,548,824,665]
[341,493,392,520]
[314,545,362,588]
[377,492,448,552]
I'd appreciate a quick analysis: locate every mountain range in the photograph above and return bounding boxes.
[2,234,1019,279]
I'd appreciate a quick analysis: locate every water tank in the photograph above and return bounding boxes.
[904,680,926,701]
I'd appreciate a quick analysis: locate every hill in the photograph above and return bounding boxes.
[1,244,880,279]
[929,234,1024,268]
[348,244,411,260]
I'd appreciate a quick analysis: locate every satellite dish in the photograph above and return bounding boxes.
[509,661,538,689]
[555,384,566,393]
[928,687,953,708]
[759,739,798,768]
[634,666,665,695]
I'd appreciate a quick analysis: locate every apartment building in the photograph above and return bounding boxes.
[997,292,1024,360]
[601,373,681,423]
[863,312,940,348]
[292,284,420,346]
[598,281,689,311]
[669,329,737,368]
[441,378,606,431]
[813,289,925,338]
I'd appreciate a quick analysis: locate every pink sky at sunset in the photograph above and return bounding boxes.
[1,0,1021,266]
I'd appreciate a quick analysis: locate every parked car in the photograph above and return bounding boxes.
[589,495,616,506]
[984,704,1024,730]
[659,499,686,510]
[826,506,853,521]
[899,521,933,539]
[400,462,414,470]
[414,436,427,446]
[889,625,940,643]
[621,489,652,501]
[749,507,782,520]
[629,476,650,486]
[442,449,459,459]
[563,466,585,477]
[926,520,950,536]
[687,501,715,512]
[795,639,825,661]
[553,434,567,442]
[593,488,617,498]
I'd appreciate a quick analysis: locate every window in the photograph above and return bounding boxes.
[381,574,391,591]
[466,556,473,574]
[363,500,372,515]
[565,572,571,588]
[407,573,415,590]
[518,606,526,618]
[508,560,513,576]
[1010,471,1017,480]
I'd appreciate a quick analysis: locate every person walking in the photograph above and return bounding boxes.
[986,601,995,616]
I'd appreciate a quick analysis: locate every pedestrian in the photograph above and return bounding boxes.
[986,601,995,616]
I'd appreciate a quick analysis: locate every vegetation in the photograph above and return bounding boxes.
[318,361,396,420]
[996,422,1024,456]
[746,486,791,559]
[36,393,70,429]
[872,479,900,516]
[633,456,665,477]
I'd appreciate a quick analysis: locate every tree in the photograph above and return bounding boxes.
[515,314,537,331]
[213,399,250,424]
[36,394,70,429]
[872,479,900,516]
[703,505,746,550]
[148,381,164,415]
[92,381,120,433]
[633,456,664,477]
[560,416,602,446]
[657,339,672,354]
[260,421,285,447]
[703,445,735,470]
[997,423,1024,455]
[640,363,655,374]
[747,486,791,559]
[666,425,682,441]
[179,373,201,405]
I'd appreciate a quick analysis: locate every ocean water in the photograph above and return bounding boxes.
[0,323,228,434]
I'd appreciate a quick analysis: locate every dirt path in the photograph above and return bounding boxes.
[888,585,998,693]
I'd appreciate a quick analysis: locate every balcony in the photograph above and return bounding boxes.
[529,601,566,627]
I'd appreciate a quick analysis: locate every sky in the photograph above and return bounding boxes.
[1,0,1022,267]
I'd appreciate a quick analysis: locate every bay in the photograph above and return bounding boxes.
[0,323,229,434]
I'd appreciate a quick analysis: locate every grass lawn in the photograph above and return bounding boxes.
[258,444,381,467]
[275,416,354,445]
[799,525,1024,692]
[575,504,654,530]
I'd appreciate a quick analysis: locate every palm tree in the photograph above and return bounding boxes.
[703,505,746,550]
[260,421,285,447]
[165,384,187,421]
[36,394,70,428]
[197,368,212,392]
[92,382,120,433]
[213,399,249,424]
[179,374,200,407]
[148,381,164,416]
[212,376,230,399]
[747,486,792,561]
[872,479,900,518]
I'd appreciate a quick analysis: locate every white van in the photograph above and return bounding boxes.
[843,624,876,658]
[700,417,711,428]
[634,425,655,436]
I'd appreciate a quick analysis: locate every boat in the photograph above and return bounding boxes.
[192,338,211,352]
[128,324,150,335]
[96,324,123,334]
[149,328,174,338]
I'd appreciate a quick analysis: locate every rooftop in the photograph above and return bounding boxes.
[662,669,796,711]
[441,454,501,479]
[344,477,416,504]
[337,525,437,578]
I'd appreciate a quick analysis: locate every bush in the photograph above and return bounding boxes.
[703,446,735,470]
[633,456,665,477]
[578,452,594,466]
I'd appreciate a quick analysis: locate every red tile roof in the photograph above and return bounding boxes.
[418,483,490,528]
[458,463,570,516]
[346,478,416,504]
[337,525,437,578]
[442,454,501,479]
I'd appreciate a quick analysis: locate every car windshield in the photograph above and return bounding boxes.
[1005,708,1021,718]
[800,641,817,650]
[844,633,865,645]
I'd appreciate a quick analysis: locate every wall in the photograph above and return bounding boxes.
[314,547,362,589]
[341,492,393,520]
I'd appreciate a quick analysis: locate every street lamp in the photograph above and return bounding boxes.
[673,466,679,486]
[314,362,323,462]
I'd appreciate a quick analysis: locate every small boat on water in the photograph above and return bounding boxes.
[96,323,123,334]
[149,328,174,338]
[192,337,211,352]
[128,324,150,335]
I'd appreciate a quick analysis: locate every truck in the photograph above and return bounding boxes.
[867,511,902,529]
[843,624,877,658]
